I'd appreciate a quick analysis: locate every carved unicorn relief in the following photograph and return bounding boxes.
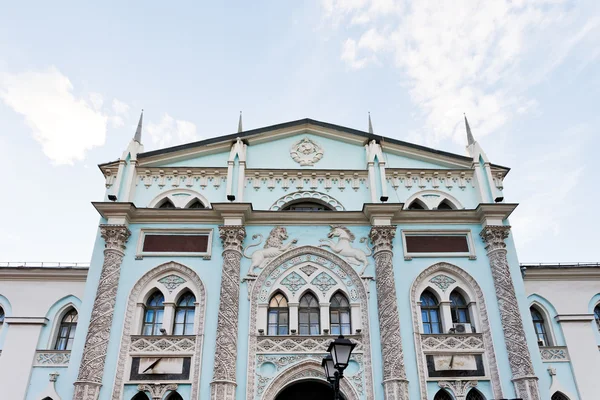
[319,225,372,275]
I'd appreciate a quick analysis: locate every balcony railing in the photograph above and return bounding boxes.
[257,334,363,353]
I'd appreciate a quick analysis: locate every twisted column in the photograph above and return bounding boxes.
[211,226,246,400]
[74,225,130,400]
[480,226,540,400]
[369,226,409,400]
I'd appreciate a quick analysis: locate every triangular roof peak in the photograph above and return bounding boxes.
[108,118,507,171]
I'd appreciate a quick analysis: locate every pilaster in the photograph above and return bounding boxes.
[211,225,246,400]
[74,224,130,400]
[369,225,409,400]
[480,225,540,400]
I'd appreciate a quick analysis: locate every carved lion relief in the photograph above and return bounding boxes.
[244,227,298,275]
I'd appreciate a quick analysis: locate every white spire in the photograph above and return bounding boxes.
[238,111,243,133]
[133,110,143,143]
[368,112,374,134]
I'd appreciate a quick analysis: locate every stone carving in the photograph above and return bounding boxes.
[244,227,298,274]
[257,335,363,353]
[369,226,409,400]
[430,274,456,291]
[211,226,246,400]
[540,347,569,361]
[300,265,317,276]
[280,272,307,294]
[35,351,71,366]
[158,274,187,293]
[270,191,345,211]
[290,137,324,166]
[74,224,130,400]
[311,272,337,294]
[420,334,484,351]
[137,383,178,400]
[112,262,206,400]
[246,246,375,400]
[320,225,372,275]
[480,226,540,400]
[410,263,503,400]
[438,380,478,400]
[130,336,196,353]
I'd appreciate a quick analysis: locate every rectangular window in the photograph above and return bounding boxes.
[402,230,476,260]
[137,229,213,258]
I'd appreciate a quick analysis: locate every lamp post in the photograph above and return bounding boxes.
[322,335,356,400]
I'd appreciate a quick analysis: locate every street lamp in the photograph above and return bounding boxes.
[322,335,356,399]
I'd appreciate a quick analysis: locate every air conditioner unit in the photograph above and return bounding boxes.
[452,323,473,334]
[537,339,546,347]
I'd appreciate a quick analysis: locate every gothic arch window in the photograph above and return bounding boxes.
[281,200,334,211]
[407,200,426,210]
[551,392,570,400]
[158,198,176,209]
[404,190,464,211]
[187,199,206,209]
[54,308,78,350]
[437,199,455,210]
[330,292,351,335]
[433,389,453,400]
[0,306,4,328]
[143,291,165,335]
[165,392,183,400]
[466,388,486,400]
[299,292,320,335]
[530,306,550,346]
[173,292,196,335]
[594,304,600,332]
[131,392,150,400]
[268,292,289,335]
[450,290,471,325]
[420,290,441,334]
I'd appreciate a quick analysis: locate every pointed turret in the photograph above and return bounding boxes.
[368,112,374,134]
[464,114,475,146]
[134,110,143,143]
[238,111,243,133]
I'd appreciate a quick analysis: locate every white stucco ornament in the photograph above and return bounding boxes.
[290,137,324,166]
[244,226,298,274]
[319,225,372,275]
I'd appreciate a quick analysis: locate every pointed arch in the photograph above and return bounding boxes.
[42,295,82,350]
[466,388,486,400]
[148,188,211,209]
[407,198,427,210]
[529,302,554,346]
[269,191,345,211]
[247,245,374,399]
[112,261,206,400]
[551,391,570,400]
[410,262,502,400]
[433,389,454,400]
[404,190,464,210]
[131,393,149,400]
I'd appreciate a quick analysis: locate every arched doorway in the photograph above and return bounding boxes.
[275,380,344,400]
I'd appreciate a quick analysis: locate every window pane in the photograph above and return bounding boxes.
[342,325,351,335]
[331,325,340,335]
[175,310,186,323]
[268,311,278,323]
[423,324,432,334]
[299,325,309,335]
[280,312,288,325]
[268,325,277,335]
[299,312,308,323]
[173,324,183,335]
[69,326,77,339]
[56,338,66,350]
[142,324,152,335]
[145,310,154,323]
[156,310,164,324]
[330,312,339,324]
[421,310,430,322]
[310,325,319,335]
[66,338,74,350]
[185,323,194,335]
[340,312,350,324]
[186,309,195,321]
[432,322,441,334]
[430,311,439,322]
[278,325,288,335]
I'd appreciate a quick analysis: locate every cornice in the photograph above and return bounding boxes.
[523,267,600,281]
[0,267,89,281]
[93,202,517,226]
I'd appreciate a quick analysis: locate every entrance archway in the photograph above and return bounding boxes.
[275,380,344,400]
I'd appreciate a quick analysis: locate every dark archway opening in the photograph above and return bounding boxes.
[275,380,345,400]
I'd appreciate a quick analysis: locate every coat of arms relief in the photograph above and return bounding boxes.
[290,137,324,166]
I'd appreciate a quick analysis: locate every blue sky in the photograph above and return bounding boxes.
[0,1,598,263]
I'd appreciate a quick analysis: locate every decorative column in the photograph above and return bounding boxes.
[369,226,409,400]
[74,225,130,400]
[211,226,246,400]
[480,226,540,400]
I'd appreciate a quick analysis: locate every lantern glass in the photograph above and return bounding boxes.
[327,335,356,370]
[321,355,336,381]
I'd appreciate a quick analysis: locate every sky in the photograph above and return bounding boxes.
[0,1,599,263]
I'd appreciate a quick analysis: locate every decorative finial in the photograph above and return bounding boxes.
[368,112,374,134]
[238,111,243,133]
[464,113,475,146]
[133,110,143,143]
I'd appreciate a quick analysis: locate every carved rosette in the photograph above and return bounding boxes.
[369,226,409,400]
[480,226,540,400]
[211,226,246,400]
[74,225,130,400]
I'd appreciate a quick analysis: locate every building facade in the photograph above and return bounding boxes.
[0,116,598,400]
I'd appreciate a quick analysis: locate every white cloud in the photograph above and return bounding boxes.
[322,0,600,144]
[0,67,108,165]
[109,98,130,128]
[147,113,199,148]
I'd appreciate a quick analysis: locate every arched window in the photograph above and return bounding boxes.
[54,308,78,350]
[594,304,600,332]
[530,306,549,346]
[330,292,351,335]
[407,200,426,210]
[450,291,471,324]
[433,389,453,400]
[0,307,4,328]
[131,392,150,400]
[420,290,441,334]
[165,392,183,400]
[551,392,570,400]
[268,293,289,335]
[143,292,165,335]
[187,199,205,209]
[299,293,320,335]
[437,200,454,210]
[281,201,333,211]
[158,199,176,209]
[173,292,195,335]
[466,388,486,400]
